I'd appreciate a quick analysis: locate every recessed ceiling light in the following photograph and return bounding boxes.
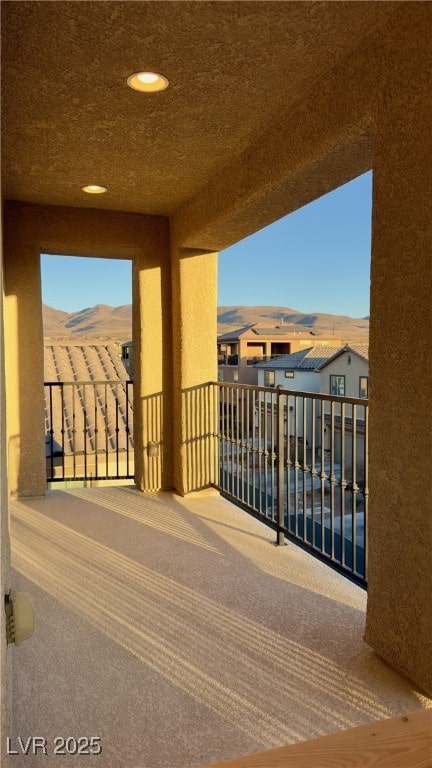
[82,185,108,194]
[127,71,169,93]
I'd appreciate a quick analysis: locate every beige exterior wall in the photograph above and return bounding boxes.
[1,201,12,755]
[3,208,46,498]
[132,229,172,492]
[170,240,218,495]
[319,352,368,399]
[3,203,171,496]
[365,7,432,695]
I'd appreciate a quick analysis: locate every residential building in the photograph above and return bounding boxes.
[254,346,341,451]
[121,340,134,378]
[1,3,431,764]
[255,345,341,392]
[218,324,341,385]
[316,344,369,477]
[317,343,369,399]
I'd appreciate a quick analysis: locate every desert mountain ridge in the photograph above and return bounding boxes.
[43,303,369,341]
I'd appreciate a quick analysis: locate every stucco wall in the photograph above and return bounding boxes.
[3,203,171,496]
[256,369,319,394]
[170,240,218,495]
[1,202,12,760]
[319,353,368,399]
[365,5,432,695]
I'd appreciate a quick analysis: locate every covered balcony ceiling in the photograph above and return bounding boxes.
[2,1,396,220]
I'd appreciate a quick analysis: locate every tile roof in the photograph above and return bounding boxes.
[217,324,326,342]
[315,343,369,370]
[44,344,133,458]
[255,346,341,370]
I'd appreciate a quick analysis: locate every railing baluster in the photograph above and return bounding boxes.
[352,403,358,575]
[61,383,65,480]
[48,384,54,481]
[311,397,316,549]
[363,403,369,581]
[277,387,285,545]
[341,401,346,568]
[72,384,76,479]
[115,390,119,478]
[302,395,307,544]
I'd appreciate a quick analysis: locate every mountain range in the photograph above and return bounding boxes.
[43,303,369,341]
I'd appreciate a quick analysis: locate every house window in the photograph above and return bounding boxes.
[330,375,345,396]
[359,376,368,398]
[264,370,275,388]
[285,370,294,378]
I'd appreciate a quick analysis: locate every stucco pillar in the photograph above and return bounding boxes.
[365,8,432,695]
[171,246,218,495]
[1,207,12,755]
[3,212,46,497]
[133,235,172,492]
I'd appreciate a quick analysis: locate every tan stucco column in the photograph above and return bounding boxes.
[3,213,46,497]
[171,245,218,495]
[133,237,173,492]
[1,207,12,751]
[365,9,432,695]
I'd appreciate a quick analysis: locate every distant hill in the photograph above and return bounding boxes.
[217,306,369,340]
[43,303,132,339]
[43,303,369,341]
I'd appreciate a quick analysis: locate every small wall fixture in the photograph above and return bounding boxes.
[82,185,108,194]
[5,590,35,646]
[127,71,169,93]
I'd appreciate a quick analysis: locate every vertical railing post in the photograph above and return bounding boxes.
[48,384,54,481]
[276,385,286,546]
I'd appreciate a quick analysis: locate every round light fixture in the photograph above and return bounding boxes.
[127,71,169,93]
[82,185,108,194]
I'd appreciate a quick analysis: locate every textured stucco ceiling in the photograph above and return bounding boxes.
[2,1,395,216]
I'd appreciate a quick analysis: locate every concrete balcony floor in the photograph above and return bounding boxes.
[10,487,431,767]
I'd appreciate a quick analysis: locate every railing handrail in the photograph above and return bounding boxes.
[215,380,368,406]
[44,380,132,385]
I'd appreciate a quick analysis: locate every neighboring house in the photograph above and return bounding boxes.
[316,344,369,478]
[254,346,340,454]
[317,343,369,400]
[44,343,133,484]
[255,345,341,392]
[217,324,341,385]
[121,340,133,378]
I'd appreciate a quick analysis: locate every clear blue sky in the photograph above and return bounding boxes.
[41,171,371,317]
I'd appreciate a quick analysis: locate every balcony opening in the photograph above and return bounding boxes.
[41,254,133,489]
[216,173,371,584]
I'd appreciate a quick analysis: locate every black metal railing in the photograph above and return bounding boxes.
[44,377,368,584]
[44,380,134,483]
[216,382,368,586]
[218,353,239,366]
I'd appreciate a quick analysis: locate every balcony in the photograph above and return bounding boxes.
[10,486,429,768]
[218,354,239,366]
[45,379,369,584]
